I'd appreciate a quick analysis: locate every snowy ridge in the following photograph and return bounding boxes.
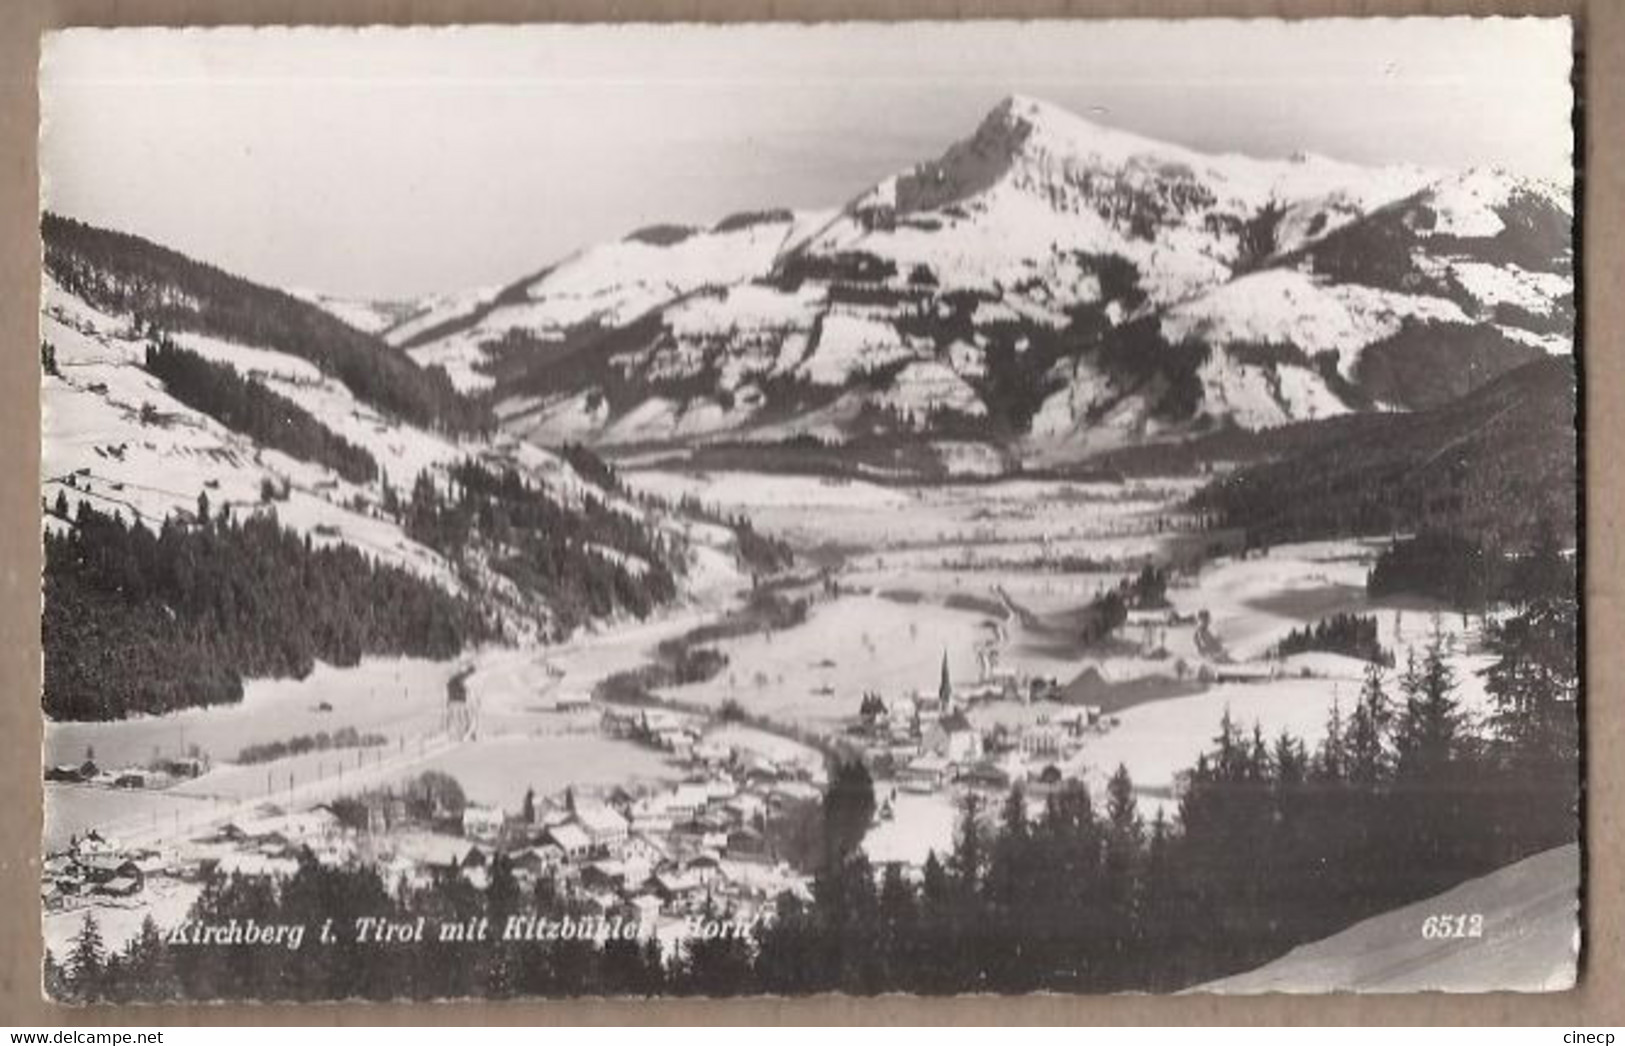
[286,290,415,337]
[42,276,463,588]
[383,285,506,347]
[1421,166,1572,239]
[388,95,1573,458]
[41,270,745,635]
[406,211,834,394]
[809,94,1439,306]
[1161,268,1476,378]
[290,285,511,348]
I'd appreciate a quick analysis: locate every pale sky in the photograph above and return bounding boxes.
[40,20,1574,300]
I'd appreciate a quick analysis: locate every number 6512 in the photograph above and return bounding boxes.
[1421,914,1484,939]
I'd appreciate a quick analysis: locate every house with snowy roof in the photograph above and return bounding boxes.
[650,871,704,908]
[925,709,982,762]
[665,783,712,821]
[686,853,727,887]
[623,892,663,926]
[79,855,143,889]
[511,843,566,879]
[461,803,504,843]
[573,801,629,850]
[901,753,951,791]
[621,833,670,867]
[547,822,592,861]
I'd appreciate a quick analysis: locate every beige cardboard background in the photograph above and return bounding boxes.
[0,0,1616,1025]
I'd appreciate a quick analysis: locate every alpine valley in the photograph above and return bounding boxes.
[39,95,1580,1000]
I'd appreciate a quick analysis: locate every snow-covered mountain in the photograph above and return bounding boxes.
[39,216,754,649]
[383,95,1572,464]
[288,286,507,350]
[284,290,420,337]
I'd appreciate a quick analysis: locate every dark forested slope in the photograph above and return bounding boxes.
[1192,356,1576,547]
[43,499,492,721]
[144,337,379,484]
[42,213,487,433]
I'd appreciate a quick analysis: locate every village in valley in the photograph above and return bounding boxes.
[42,634,1110,950]
[43,464,1488,962]
[34,25,1579,994]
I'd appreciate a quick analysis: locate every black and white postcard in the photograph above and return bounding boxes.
[36,19,1580,1002]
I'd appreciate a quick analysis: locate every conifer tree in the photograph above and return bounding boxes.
[42,949,71,1002]
[1395,636,1464,782]
[948,791,985,890]
[69,912,105,1001]
[1101,764,1143,988]
[1485,587,1578,769]
[1347,662,1393,786]
[876,861,918,988]
[1313,696,1348,782]
[121,916,180,1000]
[821,758,877,865]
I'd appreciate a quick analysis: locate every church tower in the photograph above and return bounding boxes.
[939,651,953,713]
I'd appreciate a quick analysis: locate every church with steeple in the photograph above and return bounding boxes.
[920,650,981,762]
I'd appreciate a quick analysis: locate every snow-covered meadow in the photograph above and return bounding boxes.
[657,592,990,732]
[624,466,1497,825]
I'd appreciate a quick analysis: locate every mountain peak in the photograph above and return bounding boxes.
[885,94,1164,215]
[981,93,1197,168]
[990,92,1072,126]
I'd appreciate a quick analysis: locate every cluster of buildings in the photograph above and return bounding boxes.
[41,832,160,907]
[852,654,1109,798]
[41,706,828,943]
[44,755,206,789]
[42,646,1124,939]
[603,706,706,758]
[366,719,828,928]
[42,804,352,916]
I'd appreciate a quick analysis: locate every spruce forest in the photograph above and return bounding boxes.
[42,499,491,720]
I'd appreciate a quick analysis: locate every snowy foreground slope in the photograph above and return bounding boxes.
[1197,844,1579,993]
[352,95,1572,460]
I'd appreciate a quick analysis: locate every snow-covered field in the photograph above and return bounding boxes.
[623,467,1198,555]
[414,734,682,808]
[658,593,990,732]
[1169,540,1479,662]
[623,469,911,513]
[1061,670,1481,812]
[44,656,464,774]
[46,466,1487,851]
[863,791,958,867]
[44,784,215,854]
